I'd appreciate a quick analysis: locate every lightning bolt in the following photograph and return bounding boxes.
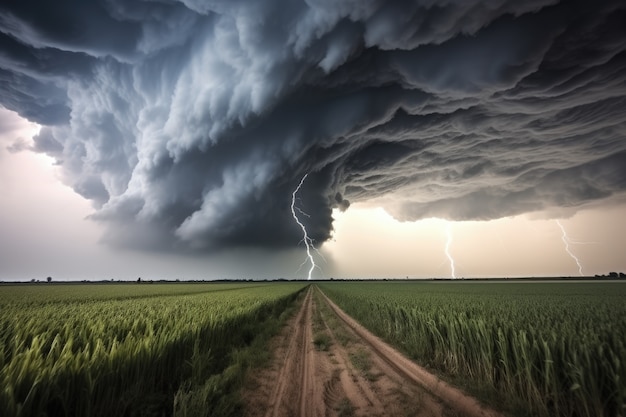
[291,174,318,280]
[445,223,456,279]
[555,220,584,276]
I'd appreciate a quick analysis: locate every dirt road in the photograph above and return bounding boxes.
[243,287,504,417]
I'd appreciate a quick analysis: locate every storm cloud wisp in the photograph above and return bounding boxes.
[2,0,626,253]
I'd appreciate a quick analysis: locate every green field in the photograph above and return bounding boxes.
[0,282,307,417]
[3,280,625,417]
[318,280,626,417]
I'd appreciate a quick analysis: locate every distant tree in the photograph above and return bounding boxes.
[137,277,142,283]
[47,276,52,283]
[609,272,618,278]
[620,272,626,278]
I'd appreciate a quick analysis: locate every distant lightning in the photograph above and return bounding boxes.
[291,174,319,280]
[445,223,456,279]
[556,220,584,276]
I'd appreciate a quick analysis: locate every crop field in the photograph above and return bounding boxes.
[3,280,624,417]
[0,282,307,417]
[318,280,626,417]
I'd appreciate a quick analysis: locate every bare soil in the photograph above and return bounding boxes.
[242,287,504,417]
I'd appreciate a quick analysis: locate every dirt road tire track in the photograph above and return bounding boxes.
[263,288,315,417]
[299,289,316,417]
[243,286,505,417]
[317,288,504,417]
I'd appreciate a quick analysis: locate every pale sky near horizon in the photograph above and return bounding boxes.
[1,1,626,281]
[2,107,625,281]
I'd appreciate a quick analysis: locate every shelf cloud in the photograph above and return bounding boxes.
[2,0,625,252]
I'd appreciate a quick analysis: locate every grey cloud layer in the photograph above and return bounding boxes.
[1,0,625,251]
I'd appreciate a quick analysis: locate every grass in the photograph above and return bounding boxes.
[313,333,332,351]
[335,397,355,417]
[312,288,353,346]
[348,348,379,382]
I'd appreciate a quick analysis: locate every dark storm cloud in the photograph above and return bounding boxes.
[1,0,625,252]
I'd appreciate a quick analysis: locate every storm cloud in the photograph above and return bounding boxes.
[1,0,625,252]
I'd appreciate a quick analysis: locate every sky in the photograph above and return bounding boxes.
[1,0,625,281]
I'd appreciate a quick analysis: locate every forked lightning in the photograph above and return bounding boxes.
[445,223,457,279]
[291,174,318,280]
[556,220,584,276]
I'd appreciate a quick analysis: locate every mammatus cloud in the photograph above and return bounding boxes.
[1,0,625,252]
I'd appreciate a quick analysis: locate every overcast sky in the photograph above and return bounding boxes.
[1,0,625,280]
